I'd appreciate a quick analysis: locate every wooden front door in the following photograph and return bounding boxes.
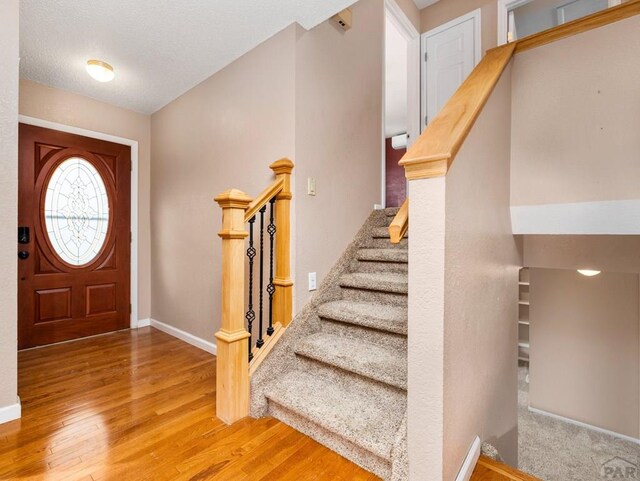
[18,124,131,349]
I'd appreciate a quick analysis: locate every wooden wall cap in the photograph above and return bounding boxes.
[270,158,294,174]
[214,189,252,209]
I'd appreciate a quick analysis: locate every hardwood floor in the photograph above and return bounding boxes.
[0,327,538,481]
[472,457,541,481]
[0,328,378,481]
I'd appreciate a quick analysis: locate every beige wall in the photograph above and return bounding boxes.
[523,235,640,274]
[293,0,384,308]
[529,268,640,438]
[408,66,520,478]
[0,0,19,412]
[151,26,297,342]
[150,0,384,341]
[395,0,421,31]
[420,0,498,52]
[443,66,520,474]
[511,16,640,207]
[19,80,152,322]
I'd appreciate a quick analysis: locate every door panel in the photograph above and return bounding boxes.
[423,14,478,128]
[18,124,131,349]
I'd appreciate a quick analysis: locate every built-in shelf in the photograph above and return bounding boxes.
[518,268,530,365]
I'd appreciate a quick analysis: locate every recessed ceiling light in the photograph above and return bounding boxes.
[577,269,601,277]
[86,59,114,82]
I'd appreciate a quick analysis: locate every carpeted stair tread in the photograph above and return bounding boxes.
[318,300,407,335]
[357,248,408,263]
[340,272,408,294]
[264,370,405,461]
[296,333,407,390]
[371,227,396,239]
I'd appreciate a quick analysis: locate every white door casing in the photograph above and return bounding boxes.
[421,9,481,130]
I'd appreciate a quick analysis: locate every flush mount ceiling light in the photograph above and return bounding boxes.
[86,59,114,82]
[577,269,601,277]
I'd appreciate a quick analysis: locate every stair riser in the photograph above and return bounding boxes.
[341,287,407,307]
[319,318,407,351]
[352,259,408,274]
[363,238,408,249]
[297,355,407,396]
[267,401,392,480]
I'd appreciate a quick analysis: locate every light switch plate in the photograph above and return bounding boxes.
[307,177,316,196]
[308,272,317,291]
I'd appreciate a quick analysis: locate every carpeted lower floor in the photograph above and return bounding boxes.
[518,364,639,481]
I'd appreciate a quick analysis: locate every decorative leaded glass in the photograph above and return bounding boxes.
[44,157,110,266]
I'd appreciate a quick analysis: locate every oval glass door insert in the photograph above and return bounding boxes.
[44,157,110,266]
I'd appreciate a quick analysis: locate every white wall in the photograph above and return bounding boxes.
[385,16,409,137]
[0,0,20,419]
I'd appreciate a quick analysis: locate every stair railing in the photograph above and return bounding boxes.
[389,198,409,244]
[214,158,294,424]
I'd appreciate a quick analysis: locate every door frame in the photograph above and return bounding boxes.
[382,0,420,209]
[421,8,482,131]
[18,115,140,330]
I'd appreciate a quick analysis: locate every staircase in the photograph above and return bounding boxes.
[250,208,408,481]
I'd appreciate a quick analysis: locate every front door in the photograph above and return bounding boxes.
[18,124,131,349]
[422,10,480,129]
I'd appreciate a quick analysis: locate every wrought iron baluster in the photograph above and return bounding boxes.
[245,216,256,361]
[267,198,276,335]
[257,205,266,348]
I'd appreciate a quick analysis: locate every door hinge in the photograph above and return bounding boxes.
[129,303,132,314]
[130,160,133,171]
[424,52,428,62]
[130,231,132,243]
[425,115,429,125]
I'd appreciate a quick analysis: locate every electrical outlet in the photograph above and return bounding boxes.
[308,272,317,291]
[307,177,316,196]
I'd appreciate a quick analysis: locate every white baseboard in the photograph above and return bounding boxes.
[150,319,217,355]
[136,318,151,328]
[455,436,481,481]
[0,398,21,425]
[528,406,640,445]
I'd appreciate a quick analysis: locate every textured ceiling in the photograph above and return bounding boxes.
[412,0,441,9]
[20,0,356,114]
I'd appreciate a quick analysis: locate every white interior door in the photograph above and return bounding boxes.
[422,10,481,130]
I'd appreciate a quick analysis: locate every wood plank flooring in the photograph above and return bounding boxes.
[0,327,538,481]
[0,328,378,481]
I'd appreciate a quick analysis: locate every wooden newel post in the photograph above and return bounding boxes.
[269,158,294,327]
[214,188,252,424]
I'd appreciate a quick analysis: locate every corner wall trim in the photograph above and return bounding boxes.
[150,319,217,356]
[0,399,21,425]
[528,407,640,445]
[455,436,482,481]
[511,200,640,234]
[136,318,151,328]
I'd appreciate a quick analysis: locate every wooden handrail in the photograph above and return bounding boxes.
[214,158,294,425]
[391,2,640,242]
[389,198,408,244]
[515,0,640,53]
[245,178,284,222]
[399,43,516,181]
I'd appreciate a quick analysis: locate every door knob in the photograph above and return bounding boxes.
[18,251,29,260]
